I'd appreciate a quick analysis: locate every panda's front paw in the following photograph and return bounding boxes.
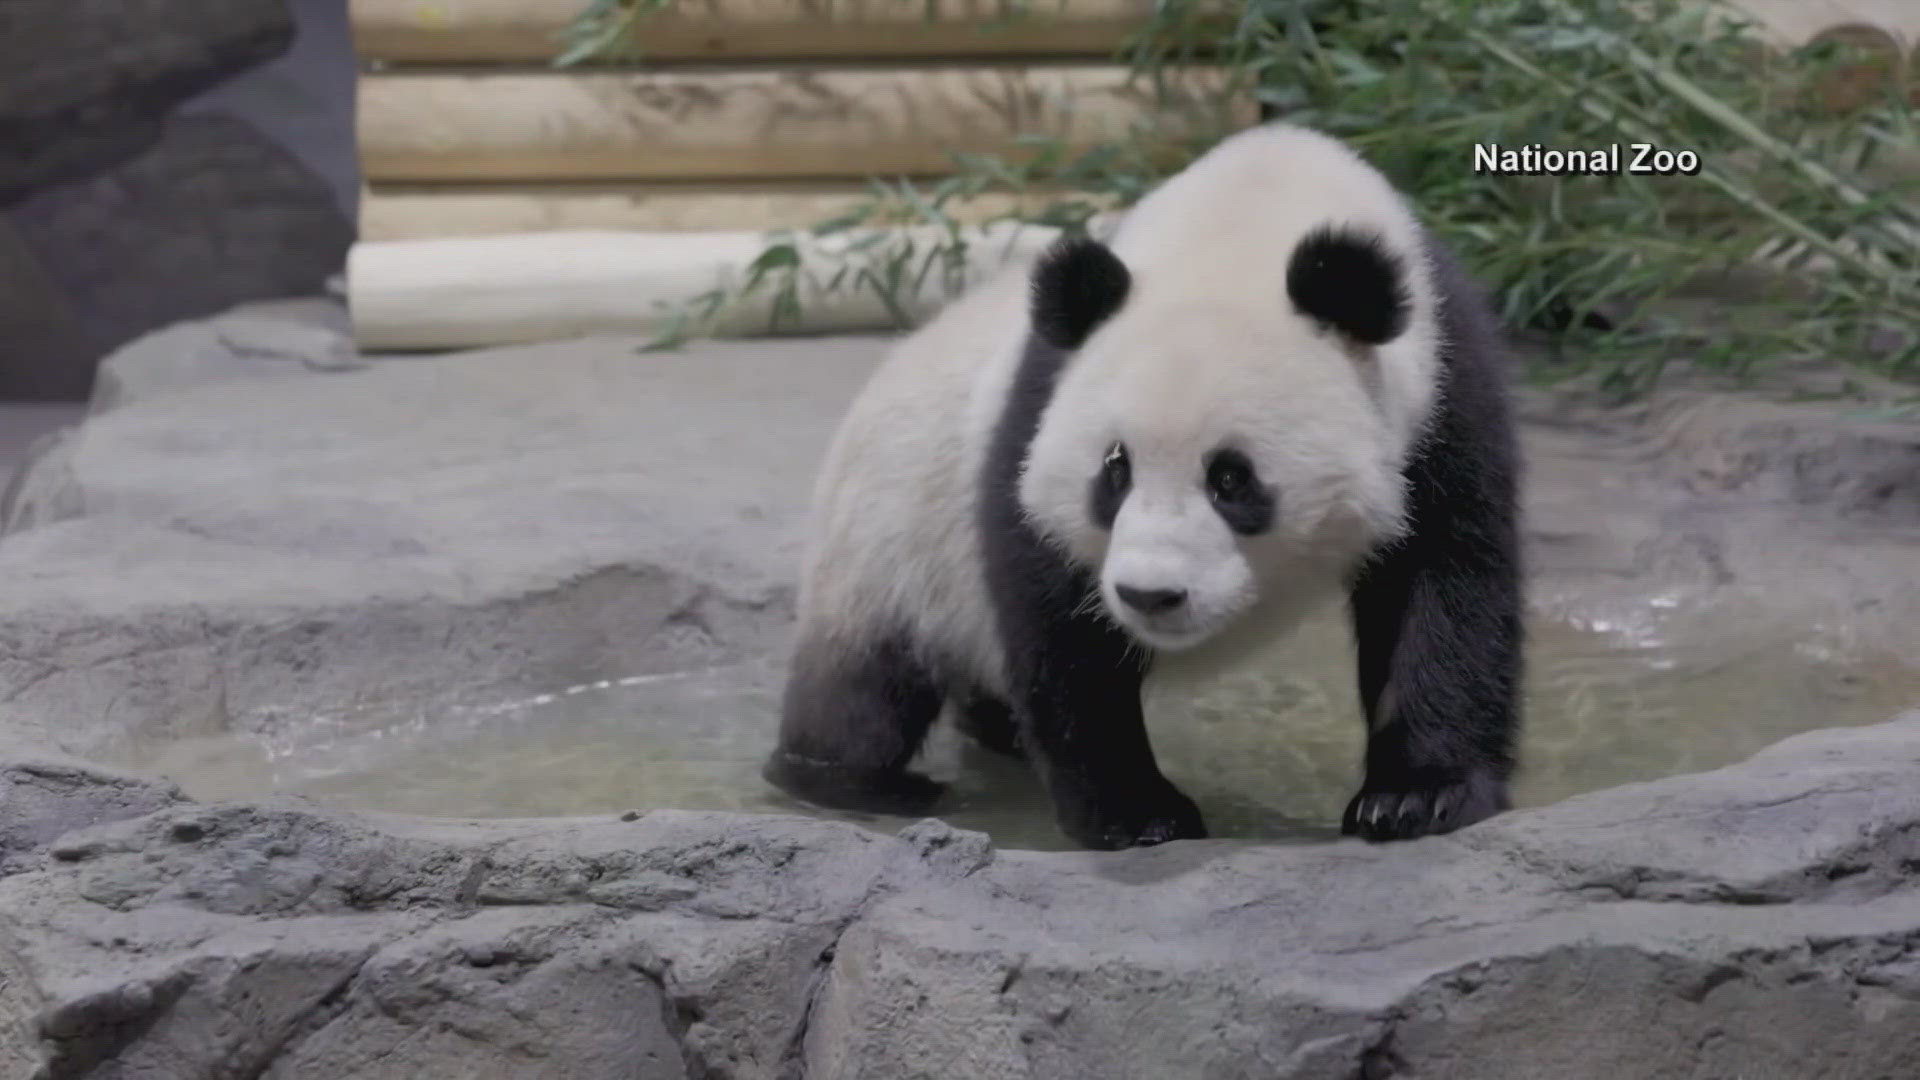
[1052,774,1207,850]
[1343,767,1508,842]
[762,752,946,816]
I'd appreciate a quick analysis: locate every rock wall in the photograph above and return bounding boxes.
[1,713,1917,1078]
[0,0,356,401]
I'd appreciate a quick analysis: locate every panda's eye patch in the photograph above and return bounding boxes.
[1204,448,1275,535]
[1088,441,1131,530]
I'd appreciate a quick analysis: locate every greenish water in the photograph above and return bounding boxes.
[144,602,1920,851]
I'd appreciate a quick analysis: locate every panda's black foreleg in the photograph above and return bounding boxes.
[1008,614,1205,851]
[1344,422,1521,840]
[984,550,1205,849]
[1345,546,1519,841]
[764,628,947,816]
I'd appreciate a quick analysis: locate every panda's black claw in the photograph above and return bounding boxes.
[1129,806,1206,847]
[762,753,946,817]
[1342,769,1507,842]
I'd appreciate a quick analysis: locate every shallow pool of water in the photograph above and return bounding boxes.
[142,597,1919,850]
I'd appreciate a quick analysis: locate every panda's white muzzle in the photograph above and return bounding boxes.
[1099,487,1256,651]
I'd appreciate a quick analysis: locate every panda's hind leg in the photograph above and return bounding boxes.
[764,626,946,815]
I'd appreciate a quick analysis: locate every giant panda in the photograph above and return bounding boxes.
[765,120,1522,851]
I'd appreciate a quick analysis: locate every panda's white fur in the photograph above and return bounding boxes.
[794,265,1031,692]
[795,121,1439,692]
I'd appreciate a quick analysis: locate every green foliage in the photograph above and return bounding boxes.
[555,0,673,66]
[568,0,1919,394]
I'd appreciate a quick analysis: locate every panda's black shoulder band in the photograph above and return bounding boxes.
[1286,225,1412,346]
[1031,235,1131,351]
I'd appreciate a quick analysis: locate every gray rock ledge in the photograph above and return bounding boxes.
[2,712,1917,1079]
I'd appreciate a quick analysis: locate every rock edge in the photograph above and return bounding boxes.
[2,713,1916,1079]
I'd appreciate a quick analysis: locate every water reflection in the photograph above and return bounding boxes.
[142,599,1920,851]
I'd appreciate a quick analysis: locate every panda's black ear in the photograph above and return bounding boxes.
[1286,225,1411,346]
[1031,235,1131,351]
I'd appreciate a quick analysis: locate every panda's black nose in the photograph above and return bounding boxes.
[1115,584,1188,615]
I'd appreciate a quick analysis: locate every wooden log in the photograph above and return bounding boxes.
[348,0,1920,67]
[349,0,1159,64]
[348,222,1081,350]
[359,181,1112,239]
[1724,0,1919,46]
[357,64,1247,183]
[1798,23,1906,113]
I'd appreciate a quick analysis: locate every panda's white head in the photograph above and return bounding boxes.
[1014,122,1442,653]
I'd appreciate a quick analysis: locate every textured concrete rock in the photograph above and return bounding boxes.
[0,221,91,402]
[829,716,1920,1080]
[86,296,359,415]
[0,795,977,1079]
[7,115,354,324]
[1,300,354,533]
[0,0,293,199]
[0,0,366,402]
[0,322,888,756]
[182,0,363,221]
[0,745,184,877]
[3,114,354,400]
[0,714,1915,1079]
[0,404,82,508]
